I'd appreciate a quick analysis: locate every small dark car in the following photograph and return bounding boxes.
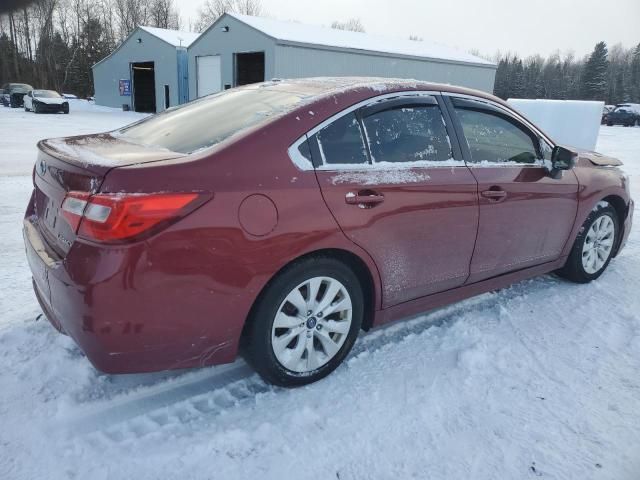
[606,104,640,127]
[23,78,634,387]
[1,82,34,108]
[601,105,615,124]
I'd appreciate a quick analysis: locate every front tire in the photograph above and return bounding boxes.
[245,257,363,387]
[557,203,619,283]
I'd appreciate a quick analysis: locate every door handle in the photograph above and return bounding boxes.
[345,190,385,207]
[481,188,507,202]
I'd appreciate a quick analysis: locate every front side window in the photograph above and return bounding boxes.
[315,112,369,165]
[455,107,539,164]
[362,105,452,163]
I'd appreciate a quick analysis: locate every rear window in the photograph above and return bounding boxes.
[9,83,33,93]
[118,88,307,154]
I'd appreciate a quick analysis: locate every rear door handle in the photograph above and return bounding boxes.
[345,190,385,207]
[481,188,507,202]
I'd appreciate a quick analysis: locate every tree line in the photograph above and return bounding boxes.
[493,41,640,105]
[0,0,184,98]
[1,1,638,104]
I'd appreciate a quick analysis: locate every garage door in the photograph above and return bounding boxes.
[197,55,221,97]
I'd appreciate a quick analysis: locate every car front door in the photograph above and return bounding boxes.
[308,93,479,308]
[445,95,579,283]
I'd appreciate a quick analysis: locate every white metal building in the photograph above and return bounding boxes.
[93,14,496,111]
[93,26,199,112]
[187,13,496,99]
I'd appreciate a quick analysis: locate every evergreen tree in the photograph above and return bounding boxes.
[631,43,640,102]
[581,41,609,100]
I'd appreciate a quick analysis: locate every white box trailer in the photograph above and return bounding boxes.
[507,99,604,151]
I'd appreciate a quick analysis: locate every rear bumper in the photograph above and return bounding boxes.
[23,216,244,374]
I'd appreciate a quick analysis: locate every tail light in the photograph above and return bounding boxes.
[61,191,210,243]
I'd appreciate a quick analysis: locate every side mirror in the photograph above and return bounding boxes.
[549,146,577,178]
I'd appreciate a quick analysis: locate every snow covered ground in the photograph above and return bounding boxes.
[0,103,639,480]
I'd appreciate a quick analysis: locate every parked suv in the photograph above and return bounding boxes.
[1,83,34,108]
[606,104,640,127]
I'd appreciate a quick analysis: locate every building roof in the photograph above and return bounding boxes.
[225,13,494,68]
[93,25,199,69]
[139,26,200,48]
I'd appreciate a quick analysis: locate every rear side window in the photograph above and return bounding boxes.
[455,107,538,164]
[315,112,369,165]
[362,105,452,163]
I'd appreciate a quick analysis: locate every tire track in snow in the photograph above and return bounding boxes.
[57,274,559,445]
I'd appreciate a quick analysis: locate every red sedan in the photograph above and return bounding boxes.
[23,78,633,386]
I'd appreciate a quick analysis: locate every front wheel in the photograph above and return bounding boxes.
[245,257,363,387]
[557,203,619,283]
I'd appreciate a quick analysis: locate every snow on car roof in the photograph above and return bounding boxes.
[225,13,495,67]
[138,26,200,48]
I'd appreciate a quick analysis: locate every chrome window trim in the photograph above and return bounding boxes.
[287,135,314,170]
[287,89,556,172]
[288,91,443,171]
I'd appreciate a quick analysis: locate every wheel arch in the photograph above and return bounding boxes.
[601,194,628,256]
[241,248,378,345]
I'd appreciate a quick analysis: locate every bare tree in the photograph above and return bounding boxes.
[409,34,422,42]
[330,18,365,33]
[149,0,180,30]
[233,0,261,16]
[195,0,261,32]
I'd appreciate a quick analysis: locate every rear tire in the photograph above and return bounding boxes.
[245,256,363,387]
[557,203,619,283]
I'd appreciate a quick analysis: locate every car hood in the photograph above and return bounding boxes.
[577,150,623,167]
[34,97,66,105]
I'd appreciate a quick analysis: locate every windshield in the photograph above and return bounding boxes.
[614,107,630,113]
[34,90,61,98]
[118,88,307,154]
[11,84,32,93]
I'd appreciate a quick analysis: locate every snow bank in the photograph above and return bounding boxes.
[507,98,603,150]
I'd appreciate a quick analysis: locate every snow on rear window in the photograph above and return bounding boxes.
[118,88,307,154]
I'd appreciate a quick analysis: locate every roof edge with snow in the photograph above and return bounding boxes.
[192,13,495,69]
[93,25,199,69]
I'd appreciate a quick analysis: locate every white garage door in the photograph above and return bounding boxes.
[197,55,221,97]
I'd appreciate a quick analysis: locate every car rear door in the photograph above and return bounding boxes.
[308,93,479,308]
[444,95,579,283]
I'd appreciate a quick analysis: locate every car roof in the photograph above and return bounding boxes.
[257,76,504,105]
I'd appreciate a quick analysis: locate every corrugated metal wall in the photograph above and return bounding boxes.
[187,16,277,100]
[273,45,496,92]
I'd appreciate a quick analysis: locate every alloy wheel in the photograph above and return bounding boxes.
[581,214,615,274]
[271,276,352,373]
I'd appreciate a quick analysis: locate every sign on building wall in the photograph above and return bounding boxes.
[119,79,131,96]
